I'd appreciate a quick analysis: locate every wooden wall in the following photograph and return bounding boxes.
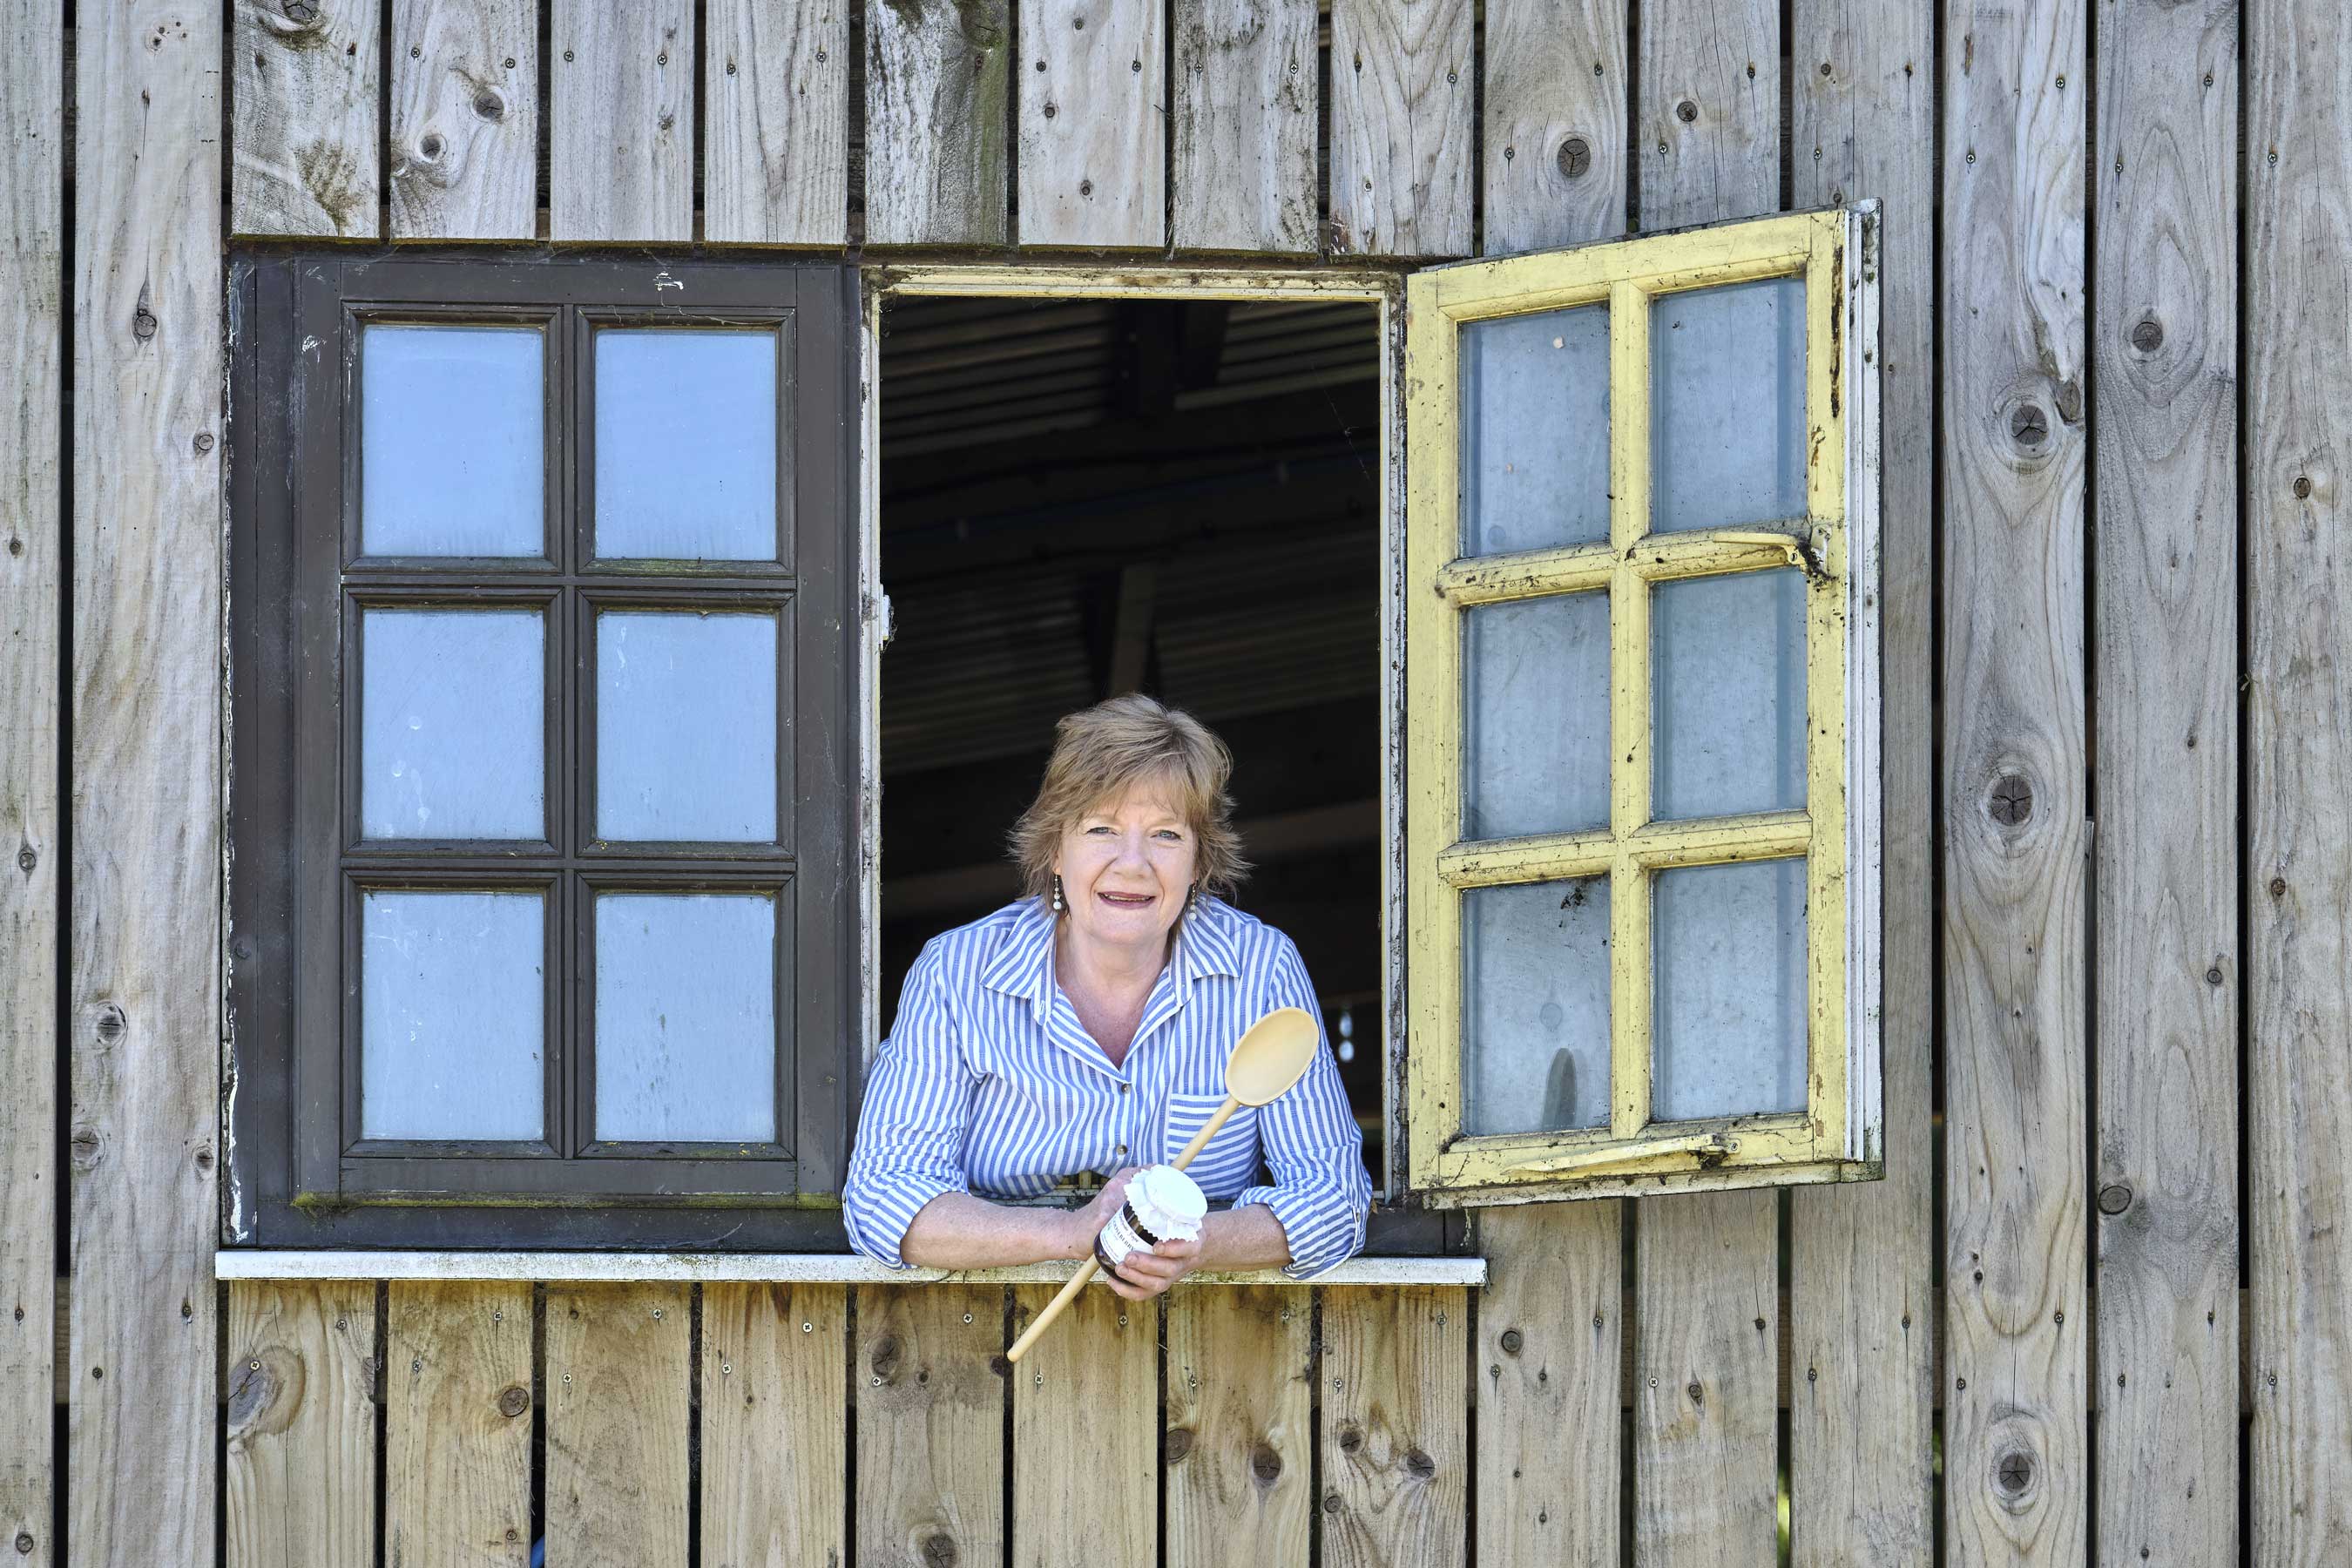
[3,0,2345,1563]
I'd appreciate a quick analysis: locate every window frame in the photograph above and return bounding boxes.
[226,253,860,1248]
[1401,207,1884,1206]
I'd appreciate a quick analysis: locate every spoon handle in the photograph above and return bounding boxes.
[1170,1094,1242,1171]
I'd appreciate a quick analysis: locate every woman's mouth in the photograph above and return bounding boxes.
[1097,890,1155,909]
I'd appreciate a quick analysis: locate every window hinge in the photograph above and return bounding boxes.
[1504,1130,1737,1179]
[868,589,896,649]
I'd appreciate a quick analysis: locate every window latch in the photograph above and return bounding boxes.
[1717,526,1832,579]
[1504,1130,1737,1179]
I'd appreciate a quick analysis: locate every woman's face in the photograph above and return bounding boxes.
[1055,779,1199,955]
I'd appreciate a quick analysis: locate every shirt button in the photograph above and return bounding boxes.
[1118,1083,1131,1094]
[1116,1144,1127,1155]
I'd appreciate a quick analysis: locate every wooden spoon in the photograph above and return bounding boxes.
[1004,1006,1321,1364]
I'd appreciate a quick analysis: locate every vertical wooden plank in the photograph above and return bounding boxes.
[1328,0,1474,257]
[549,0,694,243]
[1320,1288,1465,1568]
[1010,1284,1156,1565]
[705,0,849,247]
[1015,0,1165,249]
[702,1282,849,1568]
[1171,0,1318,254]
[1940,0,2090,1556]
[0,3,58,1562]
[232,0,382,238]
[544,1282,691,1568]
[1635,0,1778,231]
[2247,0,2352,1556]
[2092,0,2241,1563]
[1628,3,1781,1562]
[385,1282,533,1568]
[389,0,537,241]
[66,0,223,1561]
[226,1281,379,1568]
[1786,1,1936,1563]
[856,1285,1004,1568]
[1477,1207,1622,1566]
[1166,1287,1312,1568]
[1480,0,1626,254]
[1633,1198,1778,1564]
[864,0,1011,247]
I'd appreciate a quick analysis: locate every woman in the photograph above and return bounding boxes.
[843,695,1370,1298]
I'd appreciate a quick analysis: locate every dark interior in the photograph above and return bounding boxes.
[876,294,1386,1165]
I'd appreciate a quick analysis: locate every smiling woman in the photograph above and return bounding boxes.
[842,696,1373,1293]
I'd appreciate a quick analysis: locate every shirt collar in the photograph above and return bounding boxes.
[978,893,1241,1004]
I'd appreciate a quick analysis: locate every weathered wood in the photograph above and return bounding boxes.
[1171,0,1318,254]
[549,0,693,243]
[1328,0,1474,257]
[544,1282,691,1568]
[855,1286,1004,1568]
[705,0,849,247]
[2247,0,2352,1555]
[2091,1,2241,1564]
[1635,0,1779,230]
[1166,1287,1312,1568]
[1786,2,1936,1563]
[1628,5,1782,1558]
[1010,1284,1156,1565]
[1940,0,2090,1557]
[232,0,380,238]
[864,0,1011,247]
[1015,0,1164,248]
[702,1282,848,1568]
[226,1281,379,1568]
[1321,1288,1465,1568]
[1476,1206,1621,1565]
[1634,1197,1778,1563]
[1480,0,1625,254]
[385,1282,532,1568]
[0,3,58,1560]
[66,2,223,1561]
[389,0,537,240]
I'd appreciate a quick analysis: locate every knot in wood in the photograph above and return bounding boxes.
[420,133,444,159]
[280,0,318,23]
[1323,1492,1343,1515]
[193,431,215,454]
[868,1334,902,1382]
[2130,317,2163,354]
[2269,876,2288,897]
[132,308,158,342]
[16,847,34,873]
[1498,1328,1524,1355]
[921,1532,959,1568]
[1675,98,1698,122]
[1249,1443,1283,1483]
[15,1533,32,1555]
[94,1003,128,1042]
[474,91,504,120]
[1558,138,1591,179]
[1163,1427,1195,1463]
[1686,1381,1704,1405]
[2098,1182,2133,1215]
[1336,1422,1363,1453]
[2294,476,2312,500]
[1995,1448,2035,1496]
[2008,402,2047,449]
[1404,1449,1437,1479]
[497,1383,531,1417]
[1988,773,2033,827]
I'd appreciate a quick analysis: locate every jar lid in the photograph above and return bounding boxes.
[1132,1164,1208,1226]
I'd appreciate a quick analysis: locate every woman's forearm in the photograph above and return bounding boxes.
[898,1192,1086,1270]
[1196,1202,1292,1271]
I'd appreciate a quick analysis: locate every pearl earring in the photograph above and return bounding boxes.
[1051,874,1066,913]
[1186,884,1199,914]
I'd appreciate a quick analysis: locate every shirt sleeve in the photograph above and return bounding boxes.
[1231,936,1373,1280]
[841,941,979,1269]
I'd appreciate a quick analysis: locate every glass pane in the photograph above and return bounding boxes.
[597,610,779,842]
[595,892,779,1143]
[362,608,544,840]
[361,889,544,1140]
[1463,591,1610,840]
[594,329,781,562]
[1652,570,1805,821]
[1652,276,1806,532]
[1461,305,1612,556]
[362,324,544,558]
[1462,876,1611,1136]
[1652,858,1808,1121]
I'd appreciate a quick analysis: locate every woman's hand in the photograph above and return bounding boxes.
[1064,1167,1204,1300]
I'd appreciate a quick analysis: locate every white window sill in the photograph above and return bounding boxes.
[214,1249,1485,1288]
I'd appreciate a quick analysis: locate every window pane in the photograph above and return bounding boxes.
[1461,305,1611,556]
[594,329,781,562]
[1463,591,1610,840]
[595,892,779,1143]
[362,325,544,558]
[362,607,544,840]
[1652,570,1805,821]
[1652,858,1807,1121]
[1651,277,1806,532]
[361,889,544,1140]
[1462,876,1611,1136]
[596,610,779,841]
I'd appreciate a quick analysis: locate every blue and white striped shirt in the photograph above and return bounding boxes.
[842,895,1371,1279]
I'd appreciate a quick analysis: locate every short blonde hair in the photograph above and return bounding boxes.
[1009,695,1250,902]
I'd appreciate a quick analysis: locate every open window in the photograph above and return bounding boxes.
[1398,207,1883,1205]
